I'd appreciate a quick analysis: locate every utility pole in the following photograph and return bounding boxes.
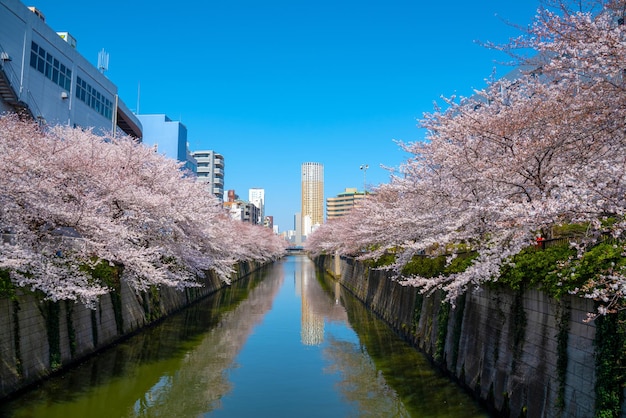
[359,164,368,194]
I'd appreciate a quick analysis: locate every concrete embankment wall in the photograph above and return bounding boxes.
[0,260,261,400]
[317,254,602,418]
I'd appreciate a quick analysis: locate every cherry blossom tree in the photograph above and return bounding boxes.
[306,0,626,315]
[0,115,285,307]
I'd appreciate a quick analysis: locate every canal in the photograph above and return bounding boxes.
[0,255,491,417]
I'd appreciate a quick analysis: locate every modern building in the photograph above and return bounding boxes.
[0,0,141,138]
[224,189,259,224]
[301,162,324,237]
[248,188,265,224]
[294,212,303,246]
[137,114,196,173]
[192,150,224,201]
[326,188,366,220]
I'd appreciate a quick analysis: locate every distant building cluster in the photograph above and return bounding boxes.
[0,0,369,243]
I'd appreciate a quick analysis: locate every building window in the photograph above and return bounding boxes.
[75,76,113,120]
[29,41,71,91]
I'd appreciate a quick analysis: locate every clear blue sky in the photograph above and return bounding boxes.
[39,0,540,232]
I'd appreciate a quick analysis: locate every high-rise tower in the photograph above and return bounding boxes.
[301,162,324,236]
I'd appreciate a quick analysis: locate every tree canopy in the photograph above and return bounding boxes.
[0,116,286,307]
[305,0,626,317]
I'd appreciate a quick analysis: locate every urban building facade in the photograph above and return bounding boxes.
[248,188,265,225]
[0,0,141,138]
[224,189,259,224]
[137,114,196,173]
[192,150,224,201]
[301,162,324,237]
[326,188,365,220]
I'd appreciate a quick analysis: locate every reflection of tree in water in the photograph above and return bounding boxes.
[0,265,284,418]
[128,265,285,417]
[319,273,489,418]
[324,337,411,417]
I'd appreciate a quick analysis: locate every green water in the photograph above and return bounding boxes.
[0,255,490,417]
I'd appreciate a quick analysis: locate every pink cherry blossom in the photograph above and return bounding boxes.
[306,0,626,316]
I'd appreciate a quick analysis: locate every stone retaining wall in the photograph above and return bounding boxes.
[0,260,260,400]
[317,254,602,418]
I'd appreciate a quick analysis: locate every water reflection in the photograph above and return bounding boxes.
[296,254,347,346]
[0,256,489,418]
[0,265,283,418]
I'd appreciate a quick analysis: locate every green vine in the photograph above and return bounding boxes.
[91,308,98,347]
[83,259,124,334]
[142,285,163,322]
[555,300,570,411]
[412,293,423,336]
[39,300,61,371]
[594,311,626,418]
[435,301,451,364]
[13,299,22,377]
[450,293,466,372]
[498,244,579,297]
[65,300,76,358]
[0,269,16,299]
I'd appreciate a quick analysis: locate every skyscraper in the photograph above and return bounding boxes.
[301,162,324,236]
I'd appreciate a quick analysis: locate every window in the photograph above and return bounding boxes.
[75,76,113,120]
[29,41,72,91]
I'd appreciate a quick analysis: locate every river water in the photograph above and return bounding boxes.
[0,255,490,417]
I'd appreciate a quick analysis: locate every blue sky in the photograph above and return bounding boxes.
[40,0,540,232]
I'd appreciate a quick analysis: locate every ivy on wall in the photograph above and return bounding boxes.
[594,311,626,418]
[450,293,466,373]
[12,300,22,378]
[38,299,61,371]
[65,301,76,358]
[83,260,123,334]
[435,301,450,364]
[555,300,570,411]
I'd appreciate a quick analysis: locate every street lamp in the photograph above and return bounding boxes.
[359,164,369,194]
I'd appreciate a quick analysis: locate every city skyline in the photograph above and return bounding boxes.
[37,0,543,231]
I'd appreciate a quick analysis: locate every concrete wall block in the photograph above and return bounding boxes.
[17,295,48,381]
[71,303,96,355]
[120,283,146,332]
[321,255,602,418]
[0,298,18,396]
[0,260,262,399]
[94,293,118,345]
